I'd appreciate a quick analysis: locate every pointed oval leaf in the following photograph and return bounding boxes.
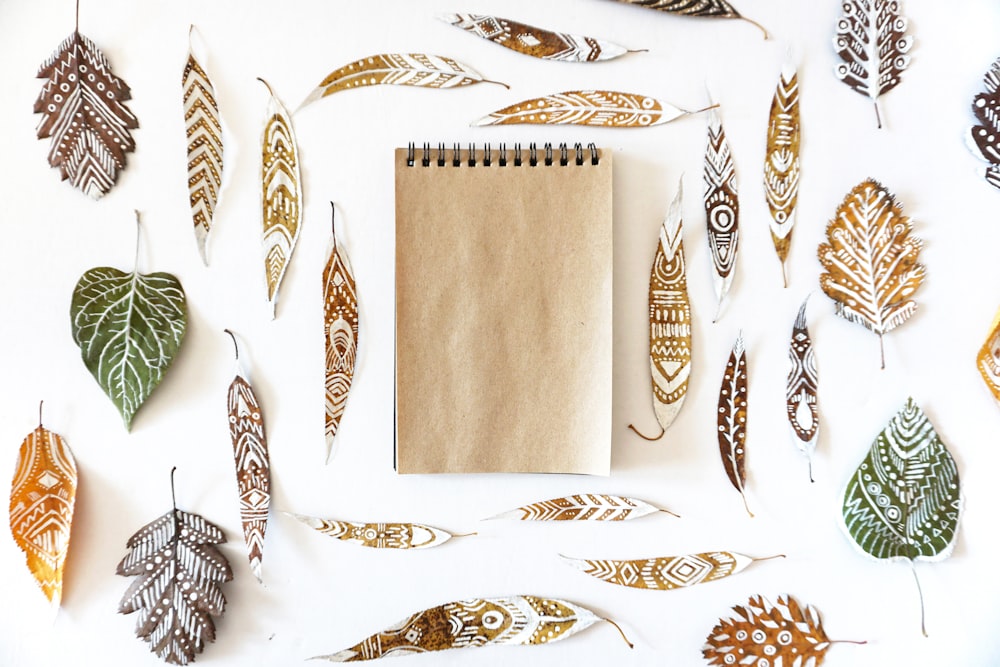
[488,494,670,521]
[563,551,765,590]
[718,333,751,516]
[764,64,800,284]
[324,215,359,461]
[705,106,739,319]
[787,297,819,481]
[474,90,695,127]
[290,514,454,550]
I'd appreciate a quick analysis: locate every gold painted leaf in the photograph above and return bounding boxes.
[324,206,359,462]
[563,552,781,590]
[313,596,631,661]
[610,0,768,38]
[488,494,676,521]
[704,105,739,321]
[289,514,458,550]
[474,90,704,127]
[764,64,800,286]
[9,411,77,606]
[787,298,819,482]
[818,179,925,369]
[718,332,751,517]
[977,307,1000,404]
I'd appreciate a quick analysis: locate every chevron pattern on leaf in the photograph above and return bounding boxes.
[787,298,818,480]
[182,43,223,265]
[564,551,761,590]
[475,90,695,127]
[490,494,663,521]
[764,64,800,283]
[324,217,359,462]
[227,372,270,581]
[704,107,739,317]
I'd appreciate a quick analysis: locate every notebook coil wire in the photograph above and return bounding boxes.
[406,142,599,167]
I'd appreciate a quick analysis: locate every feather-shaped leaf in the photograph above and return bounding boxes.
[609,0,768,37]
[313,596,630,661]
[9,412,77,606]
[34,30,138,198]
[117,477,232,665]
[630,179,691,441]
[440,13,639,62]
[704,105,739,321]
[764,64,800,287]
[182,27,223,265]
[289,514,457,550]
[842,398,961,634]
[324,206,359,462]
[300,54,504,109]
[977,307,1000,405]
[70,217,187,431]
[562,551,780,590]
[474,90,705,127]
[259,79,302,319]
[818,179,924,369]
[787,298,819,482]
[718,332,751,517]
[224,331,270,582]
[487,494,675,521]
[968,57,1000,191]
[704,595,850,666]
[833,0,913,128]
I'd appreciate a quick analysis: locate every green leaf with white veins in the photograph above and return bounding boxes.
[70,255,186,431]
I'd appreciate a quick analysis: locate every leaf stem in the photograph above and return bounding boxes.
[257,77,275,98]
[808,457,815,484]
[600,617,634,649]
[828,638,869,646]
[169,466,178,511]
[224,329,239,361]
[627,423,664,441]
[911,560,928,637]
[874,100,883,130]
[750,554,786,563]
[330,201,337,248]
[449,532,478,539]
[879,333,886,370]
[133,210,142,271]
[75,0,80,32]
[656,506,681,518]
[481,78,510,90]
[38,400,44,428]
[741,15,769,40]
[781,261,788,289]
[739,490,754,518]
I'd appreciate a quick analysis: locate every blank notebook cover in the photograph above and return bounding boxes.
[394,144,612,474]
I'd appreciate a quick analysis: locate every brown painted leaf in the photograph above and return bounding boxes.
[474,90,703,127]
[969,57,1000,191]
[289,514,457,550]
[34,30,138,198]
[224,331,270,582]
[718,332,751,516]
[609,0,768,38]
[563,551,780,590]
[705,105,739,321]
[764,64,800,287]
[787,298,819,482]
[9,412,77,606]
[704,595,842,666]
[978,307,1000,405]
[488,494,675,521]
[440,13,640,62]
[818,179,925,369]
[324,206,359,462]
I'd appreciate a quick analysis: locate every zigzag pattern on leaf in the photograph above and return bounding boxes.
[969,58,1000,191]
[704,107,739,319]
[474,90,700,127]
[764,65,800,285]
[563,551,776,590]
[787,298,818,481]
[324,211,359,462]
[489,494,671,521]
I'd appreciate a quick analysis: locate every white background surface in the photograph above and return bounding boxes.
[1,1,999,665]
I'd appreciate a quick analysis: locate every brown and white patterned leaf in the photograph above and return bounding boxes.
[224,331,270,582]
[977,307,1000,405]
[313,596,631,661]
[300,54,506,109]
[474,90,706,127]
[289,514,457,550]
[117,472,232,665]
[704,105,739,321]
[630,179,690,441]
[787,298,819,482]
[487,494,676,521]
[182,27,223,265]
[609,0,768,38]
[440,13,641,62]
[259,79,302,319]
[718,332,751,517]
[834,0,913,128]
[324,205,359,462]
[9,408,77,606]
[563,552,782,590]
[818,179,925,369]
[968,57,1000,191]
[764,64,800,287]
[34,29,138,198]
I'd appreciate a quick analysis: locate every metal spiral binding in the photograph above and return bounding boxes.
[406,142,599,167]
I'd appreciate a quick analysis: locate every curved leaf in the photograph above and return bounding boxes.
[474,90,697,127]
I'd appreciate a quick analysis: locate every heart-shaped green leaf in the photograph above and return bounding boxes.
[70,267,186,430]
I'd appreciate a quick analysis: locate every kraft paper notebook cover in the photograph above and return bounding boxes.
[394,143,612,475]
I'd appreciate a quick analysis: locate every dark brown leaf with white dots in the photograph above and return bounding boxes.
[969,57,1000,191]
[717,332,751,517]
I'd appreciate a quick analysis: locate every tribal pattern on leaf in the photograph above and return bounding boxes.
[324,218,358,462]
[764,65,800,285]
[787,298,819,481]
[291,515,453,550]
[9,424,77,606]
[969,58,1000,191]
[718,333,751,516]
[704,107,739,320]
[611,0,740,18]
[977,307,1000,405]
[474,90,696,127]
[489,494,668,521]
[563,551,767,590]
[227,369,270,581]
[34,31,138,198]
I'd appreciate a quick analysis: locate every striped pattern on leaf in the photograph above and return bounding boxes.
[290,514,454,550]
[474,90,697,127]
[977,307,1000,405]
[34,31,138,198]
[818,179,924,369]
[764,64,800,286]
[704,106,739,320]
[489,494,670,521]
[718,333,751,516]
[969,57,1000,191]
[787,298,819,482]
[563,551,770,590]
[609,0,767,37]
[324,209,358,462]
[9,422,77,606]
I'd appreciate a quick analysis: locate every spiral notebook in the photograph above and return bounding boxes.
[395,143,612,475]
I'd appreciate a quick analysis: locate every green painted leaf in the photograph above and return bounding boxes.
[842,397,961,562]
[70,267,187,430]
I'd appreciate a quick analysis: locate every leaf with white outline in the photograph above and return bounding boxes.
[562,551,782,590]
[705,105,739,321]
[474,90,706,127]
[289,514,461,550]
[787,297,818,482]
[968,57,1000,192]
[764,64,800,286]
[487,494,676,521]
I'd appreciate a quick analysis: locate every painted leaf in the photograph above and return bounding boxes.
[818,179,924,369]
[34,29,138,198]
[488,494,675,521]
[609,0,768,38]
[117,477,233,665]
[718,332,751,517]
[182,27,223,265]
[842,398,961,634]
[787,297,819,482]
[833,0,913,128]
[324,206,359,462]
[300,54,504,108]
[313,596,630,661]
[224,331,270,582]
[562,551,780,590]
[764,64,801,287]
[704,105,739,321]
[704,595,844,666]
[977,307,1000,404]
[260,79,302,319]
[968,57,1000,192]
[474,90,705,127]
[630,179,690,441]
[440,13,639,62]
[9,412,77,606]
[290,514,456,550]
[70,222,187,431]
